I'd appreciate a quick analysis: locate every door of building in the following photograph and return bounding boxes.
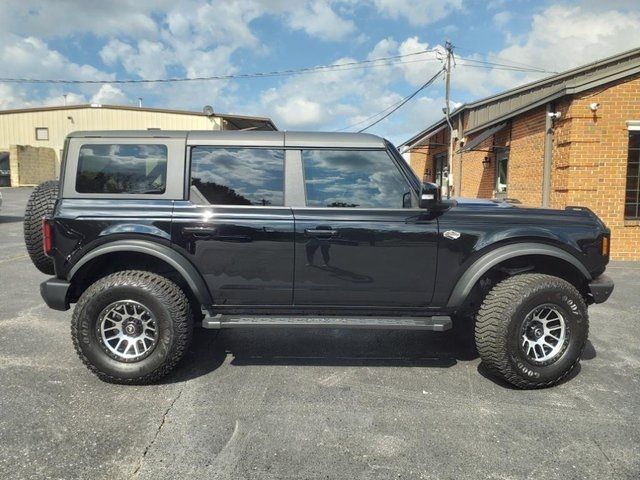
[433,152,447,187]
[495,149,509,200]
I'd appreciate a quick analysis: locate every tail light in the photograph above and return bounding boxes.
[42,217,53,256]
[601,235,610,257]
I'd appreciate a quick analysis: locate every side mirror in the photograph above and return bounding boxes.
[419,182,441,209]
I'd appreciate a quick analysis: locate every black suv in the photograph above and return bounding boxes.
[25,130,614,388]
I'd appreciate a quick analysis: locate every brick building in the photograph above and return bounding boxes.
[401,47,640,260]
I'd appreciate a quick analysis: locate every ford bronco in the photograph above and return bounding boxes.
[25,130,614,388]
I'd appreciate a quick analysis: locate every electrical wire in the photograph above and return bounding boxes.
[0,48,439,85]
[355,69,444,133]
[455,46,559,74]
[456,62,554,74]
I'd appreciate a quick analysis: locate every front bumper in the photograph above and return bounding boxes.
[588,274,614,304]
[40,277,71,311]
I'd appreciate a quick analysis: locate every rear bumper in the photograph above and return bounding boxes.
[588,274,614,304]
[40,277,70,311]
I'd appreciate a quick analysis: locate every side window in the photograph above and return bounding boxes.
[76,144,167,194]
[302,149,412,208]
[190,147,284,206]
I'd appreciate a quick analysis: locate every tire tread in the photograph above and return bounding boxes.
[71,270,193,384]
[475,273,588,389]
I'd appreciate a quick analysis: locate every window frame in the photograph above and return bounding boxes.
[187,145,287,207]
[63,137,185,200]
[625,129,640,220]
[299,147,418,210]
[35,127,49,141]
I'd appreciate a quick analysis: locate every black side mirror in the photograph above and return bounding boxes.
[419,182,441,209]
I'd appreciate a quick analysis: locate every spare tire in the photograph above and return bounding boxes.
[24,180,59,274]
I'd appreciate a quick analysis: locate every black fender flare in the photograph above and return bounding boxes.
[446,242,591,308]
[68,239,213,306]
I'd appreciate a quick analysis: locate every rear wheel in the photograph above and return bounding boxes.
[71,271,193,384]
[475,273,588,389]
[24,180,59,274]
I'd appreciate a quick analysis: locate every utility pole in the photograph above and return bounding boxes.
[443,41,455,198]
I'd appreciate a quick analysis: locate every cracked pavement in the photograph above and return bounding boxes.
[1,187,639,479]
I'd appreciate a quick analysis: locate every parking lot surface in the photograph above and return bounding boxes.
[0,186,639,479]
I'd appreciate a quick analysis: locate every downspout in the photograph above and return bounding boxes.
[456,114,463,196]
[542,103,554,207]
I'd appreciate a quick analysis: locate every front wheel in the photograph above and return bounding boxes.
[71,271,193,384]
[475,273,588,389]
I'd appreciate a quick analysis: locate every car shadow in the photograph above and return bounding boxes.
[162,326,480,384]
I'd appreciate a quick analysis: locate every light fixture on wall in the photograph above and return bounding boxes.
[482,156,491,167]
[589,103,600,112]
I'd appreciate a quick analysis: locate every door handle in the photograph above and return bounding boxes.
[304,228,338,237]
[182,226,218,238]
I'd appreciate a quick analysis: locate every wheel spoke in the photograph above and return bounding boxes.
[521,305,567,364]
[99,300,158,361]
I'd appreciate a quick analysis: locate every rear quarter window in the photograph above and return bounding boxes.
[76,144,167,194]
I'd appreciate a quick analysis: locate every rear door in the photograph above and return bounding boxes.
[172,138,294,306]
[291,148,439,308]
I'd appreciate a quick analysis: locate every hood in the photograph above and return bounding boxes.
[452,197,517,208]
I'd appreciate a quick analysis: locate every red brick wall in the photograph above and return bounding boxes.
[408,129,449,182]
[507,107,546,206]
[459,132,495,198]
[408,75,640,258]
[552,76,640,259]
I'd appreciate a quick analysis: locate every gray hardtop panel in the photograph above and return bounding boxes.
[187,130,285,147]
[68,130,188,139]
[285,131,386,149]
[68,130,388,149]
[186,130,386,148]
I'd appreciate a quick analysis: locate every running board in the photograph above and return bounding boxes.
[202,314,452,331]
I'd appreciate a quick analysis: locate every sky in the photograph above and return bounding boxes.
[1,0,639,144]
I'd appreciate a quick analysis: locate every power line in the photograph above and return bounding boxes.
[356,69,444,133]
[456,62,554,74]
[455,46,558,73]
[0,48,439,85]
[456,56,555,74]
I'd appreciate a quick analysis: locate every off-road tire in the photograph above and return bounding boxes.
[475,273,588,389]
[71,271,193,384]
[24,180,59,274]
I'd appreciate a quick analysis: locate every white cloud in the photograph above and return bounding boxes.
[452,4,640,97]
[492,11,512,27]
[286,0,355,41]
[371,0,463,26]
[91,85,128,105]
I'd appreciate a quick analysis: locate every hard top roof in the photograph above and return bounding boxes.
[67,130,388,148]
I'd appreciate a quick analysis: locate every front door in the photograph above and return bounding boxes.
[495,149,509,200]
[292,148,438,308]
[172,146,294,306]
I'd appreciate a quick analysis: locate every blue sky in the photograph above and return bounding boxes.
[1,0,639,143]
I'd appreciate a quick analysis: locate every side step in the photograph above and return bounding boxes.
[202,314,452,331]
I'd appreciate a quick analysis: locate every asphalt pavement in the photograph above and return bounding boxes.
[0,186,638,479]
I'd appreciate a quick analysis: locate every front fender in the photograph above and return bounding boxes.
[445,242,592,308]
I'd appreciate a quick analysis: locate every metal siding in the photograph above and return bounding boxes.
[0,107,222,161]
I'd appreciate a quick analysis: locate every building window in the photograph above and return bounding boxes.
[190,147,284,206]
[35,127,49,141]
[76,144,167,194]
[625,131,640,219]
[433,152,446,187]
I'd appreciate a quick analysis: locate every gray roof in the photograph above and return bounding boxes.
[401,46,640,149]
[68,130,387,148]
[0,103,277,131]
